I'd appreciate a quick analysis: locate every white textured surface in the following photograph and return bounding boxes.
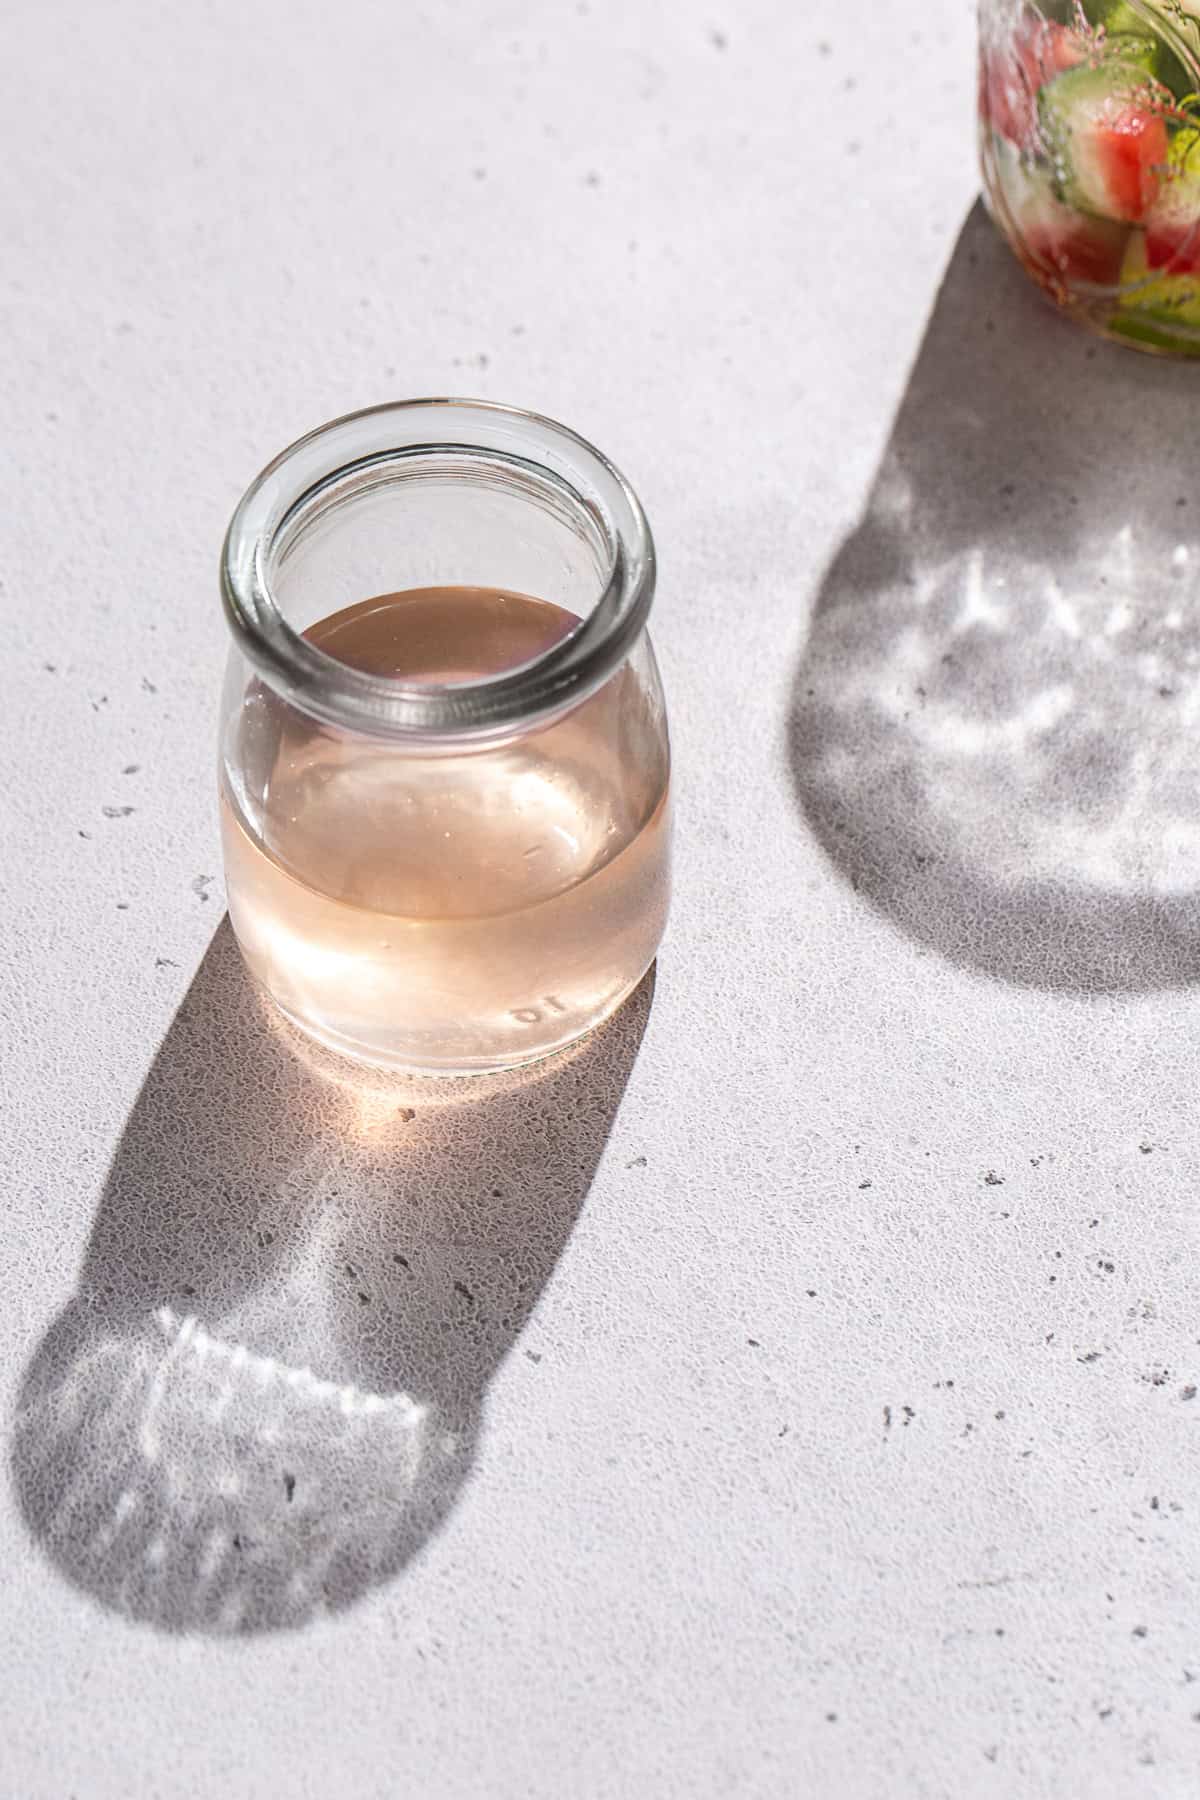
[3,2,1199,1796]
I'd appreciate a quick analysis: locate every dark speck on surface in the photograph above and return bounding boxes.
[747,1338,760,1348]
[102,805,135,819]
[358,1291,371,1305]
[396,1107,415,1122]
[1078,1352,1101,1364]
[825,1712,838,1723]
[455,1280,475,1304]
[984,1171,1004,1187]
[627,1155,648,1169]
[806,1288,817,1297]
[154,957,177,968]
[346,1264,358,1278]
[709,27,727,50]
[524,1350,542,1364]
[584,171,600,187]
[818,39,832,55]
[1182,1385,1197,1401]
[283,1472,296,1502]
[1139,1143,1154,1154]
[858,1179,872,1190]
[883,1405,892,1431]
[141,676,157,693]
[43,662,57,673]
[122,763,140,775]
[1099,1260,1115,1275]
[1133,1625,1148,1638]
[191,874,214,902]
[393,1253,410,1269]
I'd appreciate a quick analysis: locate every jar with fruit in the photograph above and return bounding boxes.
[980,1,1200,351]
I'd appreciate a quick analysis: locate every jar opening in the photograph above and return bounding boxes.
[221,399,655,742]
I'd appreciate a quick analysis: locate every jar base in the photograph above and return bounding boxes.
[259,967,654,1081]
[996,225,1200,359]
[979,119,1200,360]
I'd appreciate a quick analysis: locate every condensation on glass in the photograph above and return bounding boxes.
[219,400,671,1075]
[979,0,1200,353]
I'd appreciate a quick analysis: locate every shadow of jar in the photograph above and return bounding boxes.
[790,201,1200,994]
[11,920,653,1635]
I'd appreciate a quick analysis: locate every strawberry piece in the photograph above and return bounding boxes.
[982,16,1085,150]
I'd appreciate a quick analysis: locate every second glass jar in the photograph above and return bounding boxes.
[219,400,671,1075]
[980,0,1200,353]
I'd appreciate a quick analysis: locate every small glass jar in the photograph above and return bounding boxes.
[219,400,671,1075]
[979,0,1200,353]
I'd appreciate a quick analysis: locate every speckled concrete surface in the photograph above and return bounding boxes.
[4,2,1199,1796]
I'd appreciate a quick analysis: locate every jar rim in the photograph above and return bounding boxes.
[220,397,656,742]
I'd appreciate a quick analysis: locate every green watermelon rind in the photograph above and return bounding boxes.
[1038,49,1173,220]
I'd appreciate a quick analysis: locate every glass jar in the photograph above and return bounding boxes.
[219,400,671,1076]
[979,0,1200,352]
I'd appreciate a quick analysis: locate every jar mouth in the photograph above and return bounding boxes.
[220,398,656,742]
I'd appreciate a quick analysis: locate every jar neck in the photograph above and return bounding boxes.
[221,400,656,745]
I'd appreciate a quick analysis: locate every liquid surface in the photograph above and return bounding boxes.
[221,587,671,1072]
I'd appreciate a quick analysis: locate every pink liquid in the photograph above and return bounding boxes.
[221,587,671,1072]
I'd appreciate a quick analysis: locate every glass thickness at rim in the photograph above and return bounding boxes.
[220,398,656,744]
